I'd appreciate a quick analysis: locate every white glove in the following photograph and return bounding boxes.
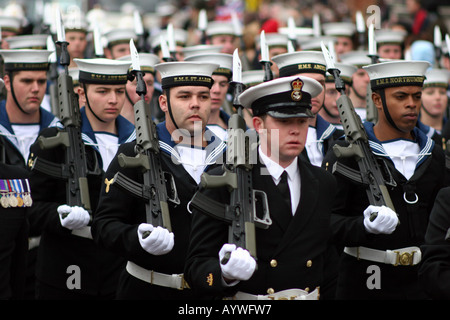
[137,223,174,255]
[219,244,256,281]
[58,205,90,230]
[363,205,398,234]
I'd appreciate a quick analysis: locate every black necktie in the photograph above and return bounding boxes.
[277,171,291,212]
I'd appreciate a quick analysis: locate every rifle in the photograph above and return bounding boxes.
[259,31,273,82]
[111,39,179,238]
[321,42,397,222]
[190,48,271,263]
[365,23,379,124]
[31,9,99,219]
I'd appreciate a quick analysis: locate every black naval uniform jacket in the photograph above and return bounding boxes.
[184,155,339,299]
[323,122,446,299]
[27,108,135,297]
[91,122,226,300]
[0,163,30,299]
[418,187,450,299]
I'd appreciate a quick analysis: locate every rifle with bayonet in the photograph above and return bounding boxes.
[111,39,180,238]
[31,9,98,219]
[259,31,273,82]
[356,11,366,51]
[198,9,208,45]
[134,10,147,53]
[434,26,442,68]
[365,23,379,124]
[190,48,272,263]
[321,42,397,222]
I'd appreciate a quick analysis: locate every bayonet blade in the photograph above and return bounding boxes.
[198,9,207,31]
[93,23,104,57]
[231,12,242,37]
[260,30,269,62]
[368,23,377,56]
[167,23,176,53]
[160,35,171,60]
[55,7,65,42]
[434,25,442,48]
[321,41,336,70]
[313,13,321,37]
[134,10,144,36]
[232,48,242,83]
[287,17,296,41]
[356,11,365,33]
[130,39,140,71]
[446,34,450,56]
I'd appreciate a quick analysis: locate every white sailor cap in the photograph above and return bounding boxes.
[278,27,314,37]
[423,68,450,88]
[149,28,188,50]
[363,60,431,90]
[242,70,265,88]
[0,16,22,33]
[206,21,236,37]
[375,29,407,45]
[300,36,336,51]
[255,33,289,49]
[103,28,137,47]
[69,67,80,86]
[239,75,323,118]
[64,9,89,32]
[322,22,356,37]
[326,62,357,84]
[339,50,372,67]
[184,53,233,79]
[155,61,220,89]
[74,58,131,84]
[272,51,327,77]
[182,45,223,59]
[0,49,52,71]
[5,34,48,49]
[117,53,160,74]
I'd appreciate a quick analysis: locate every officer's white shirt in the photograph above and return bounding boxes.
[305,126,323,167]
[94,132,119,171]
[258,146,300,215]
[11,123,40,164]
[381,139,420,180]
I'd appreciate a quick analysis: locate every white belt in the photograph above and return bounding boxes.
[231,288,320,300]
[344,246,421,266]
[71,226,92,239]
[126,261,190,290]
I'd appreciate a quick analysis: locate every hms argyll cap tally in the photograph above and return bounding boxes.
[74,58,131,84]
[0,49,52,71]
[239,75,323,118]
[272,51,327,77]
[155,61,219,89]
[363,60,431,90]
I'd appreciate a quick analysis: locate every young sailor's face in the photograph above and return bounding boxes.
[6,70,47,114]
[81,84,126,123]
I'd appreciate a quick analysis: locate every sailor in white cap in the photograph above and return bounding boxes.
[322,22,356,59]
[323,60,446,299]
[320,62,357,129]
[117,53,161,124]
[339,51,372,120]
[64,11,89,68]
[417,68,449,143]
[185,52,233,141]
[27,57,135,299]
[185,75,339,300]
[0,49,59,166]
[149,28,188,62]
[103,28,137,59]
[272,51,343,167]
[0,16,22,48]
[92,61,227,299]
[375,29,407,60]
[5,34,48,50]
[206,21,238,54]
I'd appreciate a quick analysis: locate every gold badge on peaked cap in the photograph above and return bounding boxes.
[291,78,304,101]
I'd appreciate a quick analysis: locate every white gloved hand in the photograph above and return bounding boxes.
[137,223,174,255]
[58,205,90,230]
[363,205,398,234]
[219,244,256,281]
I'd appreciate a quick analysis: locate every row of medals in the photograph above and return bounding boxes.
[1,192,33,208]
